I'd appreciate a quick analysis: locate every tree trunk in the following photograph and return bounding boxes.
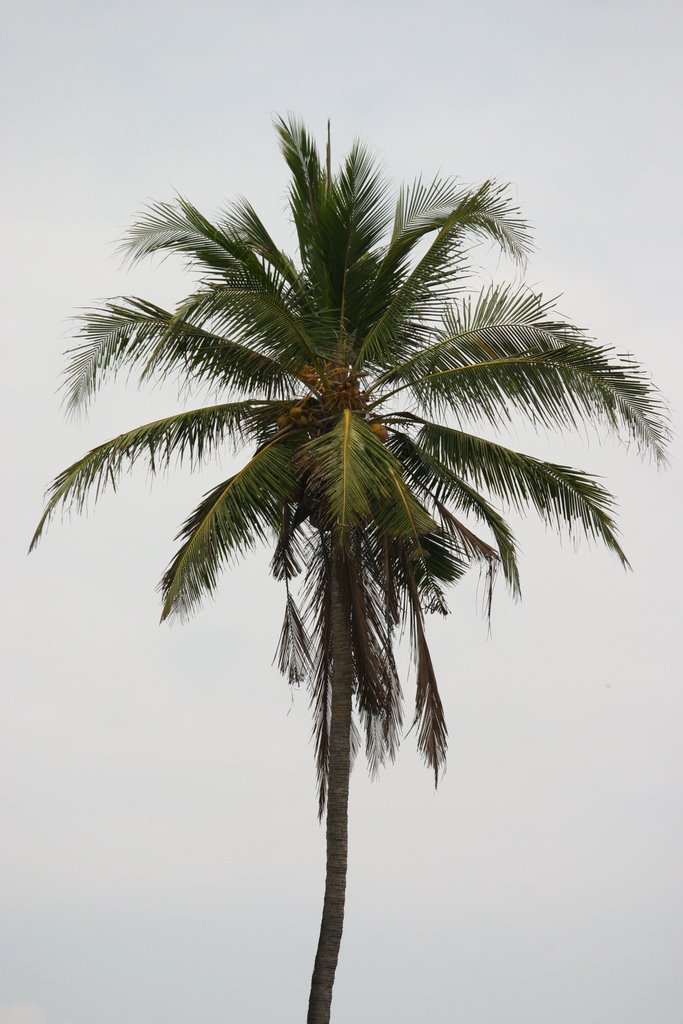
[307,558,353,1024]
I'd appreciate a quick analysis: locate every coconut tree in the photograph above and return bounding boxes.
[31,117,666,1024]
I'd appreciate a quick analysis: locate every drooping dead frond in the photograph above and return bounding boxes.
[300,533,333,818]
[346,537,403,775]
[275,590,311,688]
[405,574,448,785]
[271,502,306,582]
[434,500,500,623]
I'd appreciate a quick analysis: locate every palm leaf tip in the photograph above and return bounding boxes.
[28,510,50,553]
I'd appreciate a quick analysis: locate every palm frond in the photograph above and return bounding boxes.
[353,211,468,371]
[300,532,333,818]
[417,423,629,564]
[371,286,668,460]
[374,474,462,614]
[354,184,532,371]
[412,531,471,614]
[270,501,307,582]
[327,141,393,341]
[64,298,298,413]
[405,573,447,785]
[121,194,263,279]
[276,589,311,687]
[159,439,295,621]
[392,177,531,260]
[434,503,498,620]
[30,401,268,550]
[414,345,666,460]
[221,196,311,301]
[432,500,500,567]
[388,430,521,594]
[333,140,393,259]
[274,114,325,263]
[304,411,400,532]
[119,195,333,367]
[173,277,331,371]
[369,284,565,392]
[275,119,393,350]
[344,536,404,778]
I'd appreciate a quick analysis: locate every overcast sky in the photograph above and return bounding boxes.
[2,1,682,1022]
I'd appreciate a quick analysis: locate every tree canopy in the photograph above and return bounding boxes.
[32,116,668,813]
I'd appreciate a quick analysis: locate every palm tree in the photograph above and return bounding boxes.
[31,117,667,1024]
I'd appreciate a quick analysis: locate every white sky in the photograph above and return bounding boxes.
[2,1,682,1022]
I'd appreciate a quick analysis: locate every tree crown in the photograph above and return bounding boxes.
[32,116,668,810]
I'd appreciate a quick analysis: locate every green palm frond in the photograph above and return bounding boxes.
[30,401,270,551]
[369,284,567,392]
[381,469,438,539]
[374,179,531,316]
[274,115,325,264]
[353,210,469,371]
[332,140,393,261]
[373,475,461,613]
[120,195,330,362]
[414,344,666,459]
[388,429,521,594]
[160,439,296,621]
[324,140,392,333]
[417,423,628,564]
[371,285,668,459]
[304,411,401,532]
[64,298,298,413]
[121,194,264,279]
[221,196,311,300]
[410,531,470,615]
[275,117,393,344]
[173,277,331,371]
[354,185,532,371]
[392,177,473,242]
[352,178,476,335]
[391,177,531,261]
[388,498,495,617]
[63,297,173,413]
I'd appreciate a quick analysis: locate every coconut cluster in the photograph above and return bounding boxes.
[276,365,388,440]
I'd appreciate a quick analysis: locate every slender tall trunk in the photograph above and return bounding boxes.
[307,558,353,1024]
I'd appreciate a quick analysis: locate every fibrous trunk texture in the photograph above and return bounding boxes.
[307,558,352,1024]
